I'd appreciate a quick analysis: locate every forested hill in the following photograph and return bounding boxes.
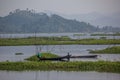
[0,9,119,33]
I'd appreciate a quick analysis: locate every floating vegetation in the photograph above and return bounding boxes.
[73,34,86,36]
[0,37,120,46]
[91,33,120,36]
[90,46,120,54]
[0,53,118,73]
[0,61,120,73]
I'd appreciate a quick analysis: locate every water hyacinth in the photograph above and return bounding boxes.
[0,61,120,73]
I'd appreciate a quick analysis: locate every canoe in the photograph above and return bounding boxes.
[38,54,97,61]
[70,55,97,58]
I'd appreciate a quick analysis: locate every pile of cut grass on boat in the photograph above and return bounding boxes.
[90,46,120,54]
[0,61,120,73]
[25,52,59,61]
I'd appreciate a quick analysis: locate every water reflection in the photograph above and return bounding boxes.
[0,71,120,80]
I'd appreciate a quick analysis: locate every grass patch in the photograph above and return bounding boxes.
[25,52,59,61]
[0,61,120,73]
[90,46,120,54]
[0,37,120,46]
[73,33,86,36]
[0,53,120,73]
[91,33,120,36]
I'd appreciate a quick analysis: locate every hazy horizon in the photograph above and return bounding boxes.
[0,0,120,27]
[0,0,120,16]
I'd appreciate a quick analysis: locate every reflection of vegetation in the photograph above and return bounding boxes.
[0,61,120,73]
[15,53,23,55]
[0,37,120,46]
[90,46,120,54]
[91,32,120,36]
[25,53,59,61]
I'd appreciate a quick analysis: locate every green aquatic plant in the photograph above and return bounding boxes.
[90,46,120,54]
[0,61,120,73]
[91,33,120,36]
[0,53,120,73]
[0,37,120,46]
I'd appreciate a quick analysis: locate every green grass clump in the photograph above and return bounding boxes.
[90,46,120,54]
[0,61,120,73]
[25,52,59,61]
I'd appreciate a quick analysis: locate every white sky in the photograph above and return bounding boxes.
[0,0,120,16]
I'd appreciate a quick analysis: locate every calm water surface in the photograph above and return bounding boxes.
[0,33,120,39]
[0,45,120,61]
[0,71,120,80]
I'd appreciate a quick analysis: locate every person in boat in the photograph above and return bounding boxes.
[37,52,42,59]
[67,52,71,61]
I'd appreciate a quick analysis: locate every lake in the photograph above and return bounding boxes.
[0,71,120,80]
[0,33,120,39]
[0,45,120,62]
[0,33,120,80]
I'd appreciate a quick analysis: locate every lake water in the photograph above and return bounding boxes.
[0,33,120,80]
[0,33,120,39]
[0,45,120,62]
[0,71,120,80]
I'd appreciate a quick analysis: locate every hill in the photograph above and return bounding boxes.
[0,9,119,33]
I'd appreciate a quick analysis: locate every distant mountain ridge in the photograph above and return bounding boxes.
[0,9,119,33]
[58,12,120,28]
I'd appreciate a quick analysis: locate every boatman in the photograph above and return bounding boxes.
[37,52,42,59]
[67,52,71,61]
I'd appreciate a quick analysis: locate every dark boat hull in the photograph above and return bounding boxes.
[38,55,97,61]
[70,55,97,58]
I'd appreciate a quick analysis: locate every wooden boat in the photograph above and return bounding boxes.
[70,55,98,58]
[38,54,97,61]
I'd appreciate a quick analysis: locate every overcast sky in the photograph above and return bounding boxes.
[0,0,120,16]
